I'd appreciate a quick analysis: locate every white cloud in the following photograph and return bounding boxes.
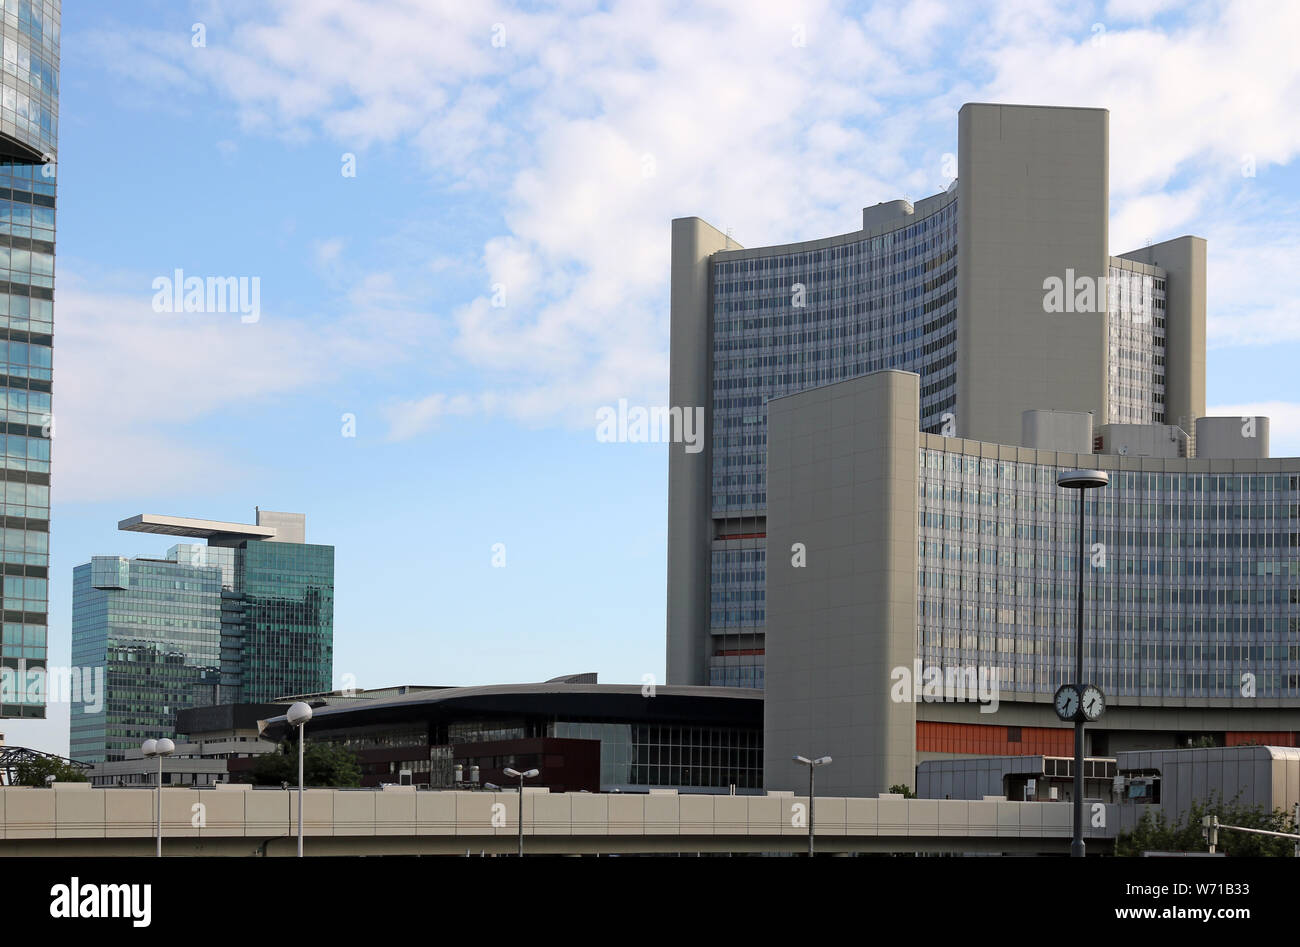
[1204,207,1300,347]
[1104,0,1185,21]
[313,236,345,266]
[53,268,442,501]
[977,2,1300,200]
[1108,184,1211,257]
[383,392,477,441]
[88,0,1300,443]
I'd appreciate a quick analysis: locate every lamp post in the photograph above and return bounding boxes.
[140,737,175,857]
[1057,469,1109,858]
[502,767,539,856]
[286,702,313,857]
[792,755,832,856]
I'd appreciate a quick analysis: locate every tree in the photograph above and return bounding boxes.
[889,783,917,799]
[15,756,88,787]
[247,739,362,788]
[1116,791,1297,857]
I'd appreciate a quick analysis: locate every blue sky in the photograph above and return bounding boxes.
[11,0,1300,754]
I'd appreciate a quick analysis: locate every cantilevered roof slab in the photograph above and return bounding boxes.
[117,513,278,542]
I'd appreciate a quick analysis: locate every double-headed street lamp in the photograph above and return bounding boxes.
[792,755,832,856]
[286,701,313,857]
[141,737,175,857]
[502,767,539,856]
[1056,469,1109,858]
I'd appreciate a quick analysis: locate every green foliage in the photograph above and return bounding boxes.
[247,739,362,788]
[889,783,917,799]
[15,756,89,787]
[1116,791,1297,857]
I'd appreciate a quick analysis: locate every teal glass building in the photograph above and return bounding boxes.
[70,553,222,763]
[0,0,57,720]
[71,510,334,762]
[237,540,334,702]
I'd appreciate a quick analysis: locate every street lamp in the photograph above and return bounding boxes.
[502,767,540,856]
[286,701,313,857]
[1057,468,1109,858]
[792,755,832,856]
[141,737,175,857]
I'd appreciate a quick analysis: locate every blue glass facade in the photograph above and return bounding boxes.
[70,555,223,763]
[0,0,54,719]
[71,533,334,760]
[708,195,957,685]
[711,196,958,513]
[236,539,334,702]
[0,0,58,162]
[702,220,1177,688]
[917,444,1300,701]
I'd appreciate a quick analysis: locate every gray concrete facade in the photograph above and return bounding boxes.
[1196,416,1270,459]
[667,217,741,686]
[256,509,307,543]
[764,371,920,797]
[958,103,1110,447]
[1022,409,1094,453]
[1095,422,1189,458]
[760,368,1298,798]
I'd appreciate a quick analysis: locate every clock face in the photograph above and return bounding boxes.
[1081,685,1105,721]
[1054,685,1080,721]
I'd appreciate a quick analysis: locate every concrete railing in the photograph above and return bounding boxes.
[0,785,1117,855]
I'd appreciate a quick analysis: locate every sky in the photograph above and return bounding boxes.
[9,0,1300,755]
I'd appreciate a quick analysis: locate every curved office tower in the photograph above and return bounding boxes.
[668,104,1206,690]
[0,1,57,720]
[765,369,1299,798]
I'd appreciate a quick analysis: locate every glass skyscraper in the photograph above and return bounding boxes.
[233,539,334,702]
[0,0,57,720]
[71,510,334,762]
[70,553,222,763]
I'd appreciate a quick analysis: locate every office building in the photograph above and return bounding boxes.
[257,675,762,792]
[662,102,1298,798]
[0,0,58,720]
[84,702,281,787]
[668,103,1207,689]
[69,551,223,763]
[71,509,334,762]
[762,369,1298,796]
